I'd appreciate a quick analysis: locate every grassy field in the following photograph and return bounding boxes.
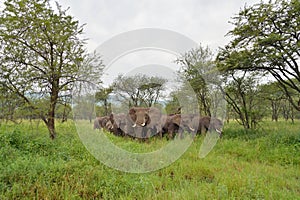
[0,120,299,199]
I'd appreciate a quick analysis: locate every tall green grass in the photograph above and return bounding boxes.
[0,120,299,199]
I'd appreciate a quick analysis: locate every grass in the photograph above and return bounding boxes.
[0,119,299,199]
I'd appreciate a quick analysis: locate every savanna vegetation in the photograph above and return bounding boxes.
[0,0,299,199]
[0,120,299,199]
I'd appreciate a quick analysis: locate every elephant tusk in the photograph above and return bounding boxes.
[141,118,146,126]
[216,129,222,134]
[189,127,195,132]
[132,123,137,128]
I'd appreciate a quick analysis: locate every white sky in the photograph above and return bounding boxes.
[57,0,261,52]
[56,0,263,86]
[0,0,265,86]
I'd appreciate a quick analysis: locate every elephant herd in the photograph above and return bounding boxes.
[93,107,223,139]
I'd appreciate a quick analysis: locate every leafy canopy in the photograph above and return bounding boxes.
[217,0,300,110]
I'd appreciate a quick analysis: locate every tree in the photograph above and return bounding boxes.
[165,94,181,115]
[0,84,25,123]
[138,82,165,107]
[260,82,285,122]
[281,97,295,122]
[221,71,266,129]
[55,102,72,123]
[176,45,220,116]
[72,93,95,123]
[217,0,300,111]
[112,74,167,107]
[0,0,103,139]
[95,86,113,116]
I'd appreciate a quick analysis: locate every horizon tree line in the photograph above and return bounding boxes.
[0,0,299,139]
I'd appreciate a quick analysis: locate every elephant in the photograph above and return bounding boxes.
[191,116,223,137]
[93,116,110,130]
[126,107,163,138]
[106,113,127,136]
[161,114,197,139]
[125,107,147,138]
[144,107,165,138]
[128,107,150,128]
[181,114,198,134]
[161,114,180,139]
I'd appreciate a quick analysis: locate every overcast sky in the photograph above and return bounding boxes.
[0,0,265,86]
[58,0,261,52]
[56,0,263,86]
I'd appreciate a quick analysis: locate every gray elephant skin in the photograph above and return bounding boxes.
[106,113,127,136]
[93,108,223,139]
[126,107,163,138]
[161,114,197,139]
[191,116,223,137]
[93,116,110,130]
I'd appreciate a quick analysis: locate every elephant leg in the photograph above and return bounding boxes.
[124,124,133,137]
[168,131,173,140]
[142,127,148,138]
[156,124,163,139]
[204,126,209,134]
[199,125,204,135]
[148,127,156,138]
[178,127,184,139]
[167,124,175,140]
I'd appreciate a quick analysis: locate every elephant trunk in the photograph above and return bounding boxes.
[132,117,147,127]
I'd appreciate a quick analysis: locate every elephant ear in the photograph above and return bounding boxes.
[129,107,136,114]
[128,107,137,122]
[145,112,151,124]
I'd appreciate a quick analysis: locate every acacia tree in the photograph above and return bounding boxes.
[221,71,266,129]
[138,81,165,107]
[176,45,220,116]
[95,86,113,116]
[0,0,103,139]
[217,0,300,111]
[260,82,285,121]
[112,74,167,107]
[176,46,210,116]
[165,94,181,114]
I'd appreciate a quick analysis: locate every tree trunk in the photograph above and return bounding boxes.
[47,116,56,139]
[46,81,59,139]
[104,99,108,116]
[41,112,56,140]
[47,97,57,139]
[290,102,294,124]
[61,103,68,123]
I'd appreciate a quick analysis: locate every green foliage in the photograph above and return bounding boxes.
[165,94,181,115]
[112,74,167,107]
[222,71,267,129]
[217,0,300,111]
[94,86,113,116]
[0,0,103,138]
[0,120,299,199]
[176,45,219,116]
